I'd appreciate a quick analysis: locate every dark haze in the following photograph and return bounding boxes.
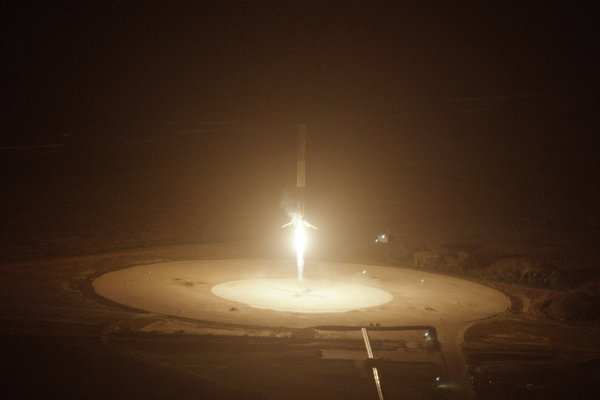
[2,2,598,264]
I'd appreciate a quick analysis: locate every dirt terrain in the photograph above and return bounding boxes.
[2,113,599,398]
[0,245,457,399]
[0,243,598,399]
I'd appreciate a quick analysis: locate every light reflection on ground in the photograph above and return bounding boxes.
[211,278,393,313]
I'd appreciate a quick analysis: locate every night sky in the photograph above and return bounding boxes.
[2,2,599,262]
[4,2,598,143]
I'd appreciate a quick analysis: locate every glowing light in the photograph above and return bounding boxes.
[294,217,306,280]
[283,214,317,281]
[375,233,389,244]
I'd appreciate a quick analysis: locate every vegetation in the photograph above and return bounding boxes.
[375,242,600,321]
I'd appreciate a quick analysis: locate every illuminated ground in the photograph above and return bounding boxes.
[2,247,598,400]
[92,258,510,397]
[93,259,509,328]
[212,278,393,313]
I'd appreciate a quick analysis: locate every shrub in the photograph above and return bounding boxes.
[476,257,556,287]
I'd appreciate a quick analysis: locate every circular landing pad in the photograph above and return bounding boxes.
[211,278,393,313]
[93,259,510,328]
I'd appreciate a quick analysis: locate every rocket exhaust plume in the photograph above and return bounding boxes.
[282,213,317,280]
[282,124,317,280]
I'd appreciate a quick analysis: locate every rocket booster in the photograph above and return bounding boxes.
[296,124,306,215]
[284,123,316,281]
[281,123,317,231]
[297,124,306,189]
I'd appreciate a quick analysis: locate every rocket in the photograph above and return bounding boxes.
[283,124,316,281]
[282,124,317,230]
[296,123,306,216]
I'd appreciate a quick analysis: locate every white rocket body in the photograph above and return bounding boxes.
[296,124,306,216]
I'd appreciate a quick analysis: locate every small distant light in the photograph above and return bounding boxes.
[421,279,425,283]
[436,376,441,382]
[375,233,389,244]
[362,269,367,274]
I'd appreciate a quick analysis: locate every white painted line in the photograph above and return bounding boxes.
[372,367,384,400]
[361,327,374,358]
[362,327,384,400]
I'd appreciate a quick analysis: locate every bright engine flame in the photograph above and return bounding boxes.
[282,214,317,281]
[294,218,307,280]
